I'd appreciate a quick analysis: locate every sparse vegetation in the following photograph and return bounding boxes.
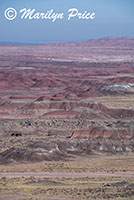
[0,176,134,200]
[0,154,134,173]
[0,38,134,199]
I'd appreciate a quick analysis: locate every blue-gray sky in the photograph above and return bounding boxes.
[0,0,134,44]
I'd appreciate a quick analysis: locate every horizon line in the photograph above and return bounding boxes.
[0,36,133,46]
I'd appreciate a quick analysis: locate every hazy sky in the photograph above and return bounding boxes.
[0,0,134,44]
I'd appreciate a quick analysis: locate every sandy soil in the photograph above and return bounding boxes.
[0,171,134,179]
[0,194,27,200]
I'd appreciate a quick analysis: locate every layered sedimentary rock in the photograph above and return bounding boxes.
[0,38,134,163]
